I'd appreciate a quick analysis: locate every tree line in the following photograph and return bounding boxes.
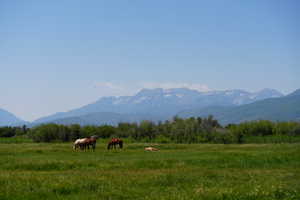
[1,116,300,143]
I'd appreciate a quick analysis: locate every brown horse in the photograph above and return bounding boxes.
[84,137,97,151]
[107,138,123,150]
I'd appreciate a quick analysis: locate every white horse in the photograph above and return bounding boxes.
[73,138,87,150]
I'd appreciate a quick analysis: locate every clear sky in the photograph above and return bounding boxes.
[1,0,299,121]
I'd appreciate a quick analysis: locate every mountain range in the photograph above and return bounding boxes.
[31,88,283,125]
[1,88,299,126]
[178,89,300,124]
[0,108,26,126]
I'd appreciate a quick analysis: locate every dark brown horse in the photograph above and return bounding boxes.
[85,137,97,151]
[107,138,123,150]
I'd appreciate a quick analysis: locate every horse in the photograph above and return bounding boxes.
[144,147,159,151]
[73,138,86,150]
[107,138,123,150]
[84,136,97,151]
[73,136,98,151]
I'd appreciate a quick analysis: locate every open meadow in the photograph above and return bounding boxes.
[0,141,299,200]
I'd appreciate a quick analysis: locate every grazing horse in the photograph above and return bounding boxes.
[85,137,97,151]
[73,136,97,151]
[107,138,123,150]
[73,138,86,150]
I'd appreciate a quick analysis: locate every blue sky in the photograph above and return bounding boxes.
[1,1,299,121]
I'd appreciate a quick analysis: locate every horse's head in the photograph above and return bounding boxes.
[73,143,79,150]
[107,142,112,150]
[73,139,81,150]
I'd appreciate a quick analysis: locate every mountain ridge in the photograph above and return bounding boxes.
[2,87,293,127]
[178,89,300,124]
[0,108,26,126]
[32,88,284,125]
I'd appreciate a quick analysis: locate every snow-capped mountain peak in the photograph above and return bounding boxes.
[32,87,285,125]
[250,88,283,100]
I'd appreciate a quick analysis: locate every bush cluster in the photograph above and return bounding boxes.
[0,125,28,137]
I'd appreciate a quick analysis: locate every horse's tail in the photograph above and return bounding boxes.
[107,142,111,150]
[119,140,123,149]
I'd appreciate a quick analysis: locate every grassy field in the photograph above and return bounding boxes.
[0,141,299,200]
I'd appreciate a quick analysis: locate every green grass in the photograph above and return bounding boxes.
[0,143,299,200]
[243,135,300,144]
[0,136,33,143]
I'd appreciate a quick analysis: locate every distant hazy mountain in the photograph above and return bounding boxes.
[0,108,26,126]
[200,88,283,106]
[41,112,162,126]
[34,88,201,124]
[33,88,283,125]
[178,89,300,125]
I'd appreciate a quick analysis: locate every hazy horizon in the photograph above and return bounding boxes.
[1,1,299,121]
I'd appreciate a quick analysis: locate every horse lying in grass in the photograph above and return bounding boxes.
[144,147,159,151]
[73,136,97,151]
[107,138,123,150]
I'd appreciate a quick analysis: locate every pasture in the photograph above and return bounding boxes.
[0,141,299,200]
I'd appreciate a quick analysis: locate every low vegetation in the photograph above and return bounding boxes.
[0,142,299,200]
[1,117,300,144]
[1,118,299,199]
